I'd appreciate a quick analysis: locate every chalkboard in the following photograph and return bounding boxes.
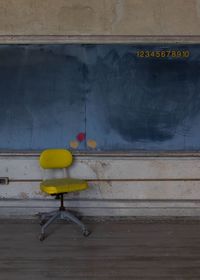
[0,44,200,151]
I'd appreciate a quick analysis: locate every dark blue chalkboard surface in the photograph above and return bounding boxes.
[0,44,200,151]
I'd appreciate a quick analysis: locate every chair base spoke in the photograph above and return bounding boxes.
[38,208,91,241]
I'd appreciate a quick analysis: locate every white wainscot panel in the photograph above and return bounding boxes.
[1,156,200,180]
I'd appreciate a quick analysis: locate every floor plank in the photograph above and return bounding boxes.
[1,220,200,279]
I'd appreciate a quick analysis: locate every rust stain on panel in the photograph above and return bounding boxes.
[19,192,29,199]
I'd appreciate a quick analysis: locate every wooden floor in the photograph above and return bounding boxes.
[1,220,200,279]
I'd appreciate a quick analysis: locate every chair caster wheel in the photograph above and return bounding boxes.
[39,233,46,241]
[82,229,91,237]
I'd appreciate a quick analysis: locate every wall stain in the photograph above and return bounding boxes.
[58,5,95,30]
[89,160,111,180]
[111,0,124,30]
[19,192,29,199]
[34,190,45,196]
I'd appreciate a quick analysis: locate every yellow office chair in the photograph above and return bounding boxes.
[38,149,90,241]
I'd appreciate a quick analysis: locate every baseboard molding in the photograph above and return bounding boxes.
[1,199,200,218]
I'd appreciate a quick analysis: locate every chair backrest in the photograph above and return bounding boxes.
[39,149,73,169]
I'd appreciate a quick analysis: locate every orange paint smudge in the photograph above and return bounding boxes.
[70,140,79,149]
[87,139,97,149]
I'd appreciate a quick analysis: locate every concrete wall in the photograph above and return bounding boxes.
[0,0,199,38]
[1,0,200,217]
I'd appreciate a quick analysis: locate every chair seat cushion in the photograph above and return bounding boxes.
[40,178,88,194]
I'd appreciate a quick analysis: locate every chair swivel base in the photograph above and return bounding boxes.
[38,208,91,241]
